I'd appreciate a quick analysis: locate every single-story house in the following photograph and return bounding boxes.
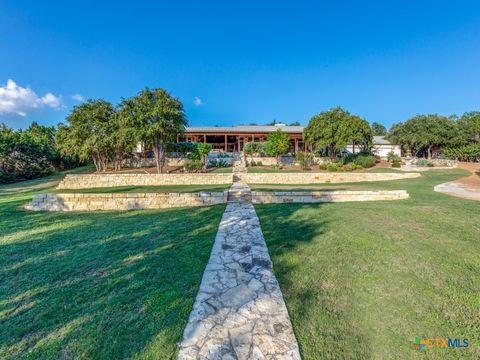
[345,136,401,158]
[137,124,400,158]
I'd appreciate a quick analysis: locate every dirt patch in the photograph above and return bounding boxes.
[453,162,480,190]
[434,162,480,200]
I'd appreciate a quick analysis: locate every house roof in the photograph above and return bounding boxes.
[185,125,304,134]
[373,136,393,145]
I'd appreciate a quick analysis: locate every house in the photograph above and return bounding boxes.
[345,136,401,158]
[181,125,400,158]
[180,124,307,153]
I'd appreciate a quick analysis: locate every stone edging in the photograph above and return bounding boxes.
[252,190,409,203]
[56,172,421,189]
[57,173,234,189]
[237,172,420,184]
[24,192,228,211]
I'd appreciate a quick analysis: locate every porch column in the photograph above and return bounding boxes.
[295,138,299,153]
[204,134,206,143]
[237,137,240,152]
[224,134,227,151]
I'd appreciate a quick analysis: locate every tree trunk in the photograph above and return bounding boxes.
[152,136,161,173]
[352,143,356,154]
[427,145,432,159]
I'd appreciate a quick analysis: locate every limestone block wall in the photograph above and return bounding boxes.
[57,173,234,189]
[237,172,420,184]
[25,192,228,211]
[252,190,409,203]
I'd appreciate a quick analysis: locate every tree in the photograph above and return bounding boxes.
[197,143,212,172]
[243,142,267,162]
[120,88,186,173]
[339,115,373,154]
[266,129,290,165]
[290,121,301,126]
[303,107,372,159]
[458,111,480,143]
[371,122,387,136]
[57,99,116,172]
[387,114,460,158]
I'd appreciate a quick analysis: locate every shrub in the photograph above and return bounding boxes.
[208,159,228,168]
[250,160,257,166]
[167,142,198,157]
[416,159,434,167]
[392,161,401,168]
[256,161,263,166]
[387,151,401,163]
[326,162,343,172]
[296,152,314,170]
[184,159,203,172]
[443,144,480,162]
[353,154,376,168]
[243,142,267,157]
[314,148,328,157]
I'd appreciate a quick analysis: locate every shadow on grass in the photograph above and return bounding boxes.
[255,203,373,359]
[0,192,225,359]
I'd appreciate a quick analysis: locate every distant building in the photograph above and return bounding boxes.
[346,136,401,158]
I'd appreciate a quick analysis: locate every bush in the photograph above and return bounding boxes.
[392,161,401,168]
[387,151,401,163]
[208,159,229,168]
[184,159,203,172]
[443,144,480,162]
[167,142,198,157]
[416,159,434,167]
[353,154,376,168]
[326,162,343,172]
[256,161,263,166]
[314,148,328,157]
[296,152,314,170]
[243,142,267,157]
[249,160,257,166]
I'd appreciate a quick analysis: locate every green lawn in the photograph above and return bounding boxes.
[255,169,479,359]
[0,172,225,359]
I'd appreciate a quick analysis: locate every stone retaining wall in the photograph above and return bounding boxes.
[237,172,420,184]
[25,192,228,211]
[57,173,234,189]
[252,190,409,203]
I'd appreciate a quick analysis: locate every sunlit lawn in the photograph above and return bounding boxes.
[255,169,480,359]
[0,172,224,359]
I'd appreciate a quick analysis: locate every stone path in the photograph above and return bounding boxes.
[178,183,301,360]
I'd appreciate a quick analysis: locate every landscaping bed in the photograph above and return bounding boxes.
[255,169,479,359]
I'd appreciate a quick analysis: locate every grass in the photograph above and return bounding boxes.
[0,170,225,359]
[255,169,480,359]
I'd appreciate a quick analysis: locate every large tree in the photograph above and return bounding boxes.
[57,99,116,172]
[387,114,460,158]
[458,111,480,143]
[303,107,372,159]
[371,122,387,136]
[120,88,186,173]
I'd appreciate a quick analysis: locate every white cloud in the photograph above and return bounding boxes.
[193,96,203,106]
[71,94,85,102]
[0,79,63,117]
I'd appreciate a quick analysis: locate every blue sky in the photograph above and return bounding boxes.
[1,0,480,129]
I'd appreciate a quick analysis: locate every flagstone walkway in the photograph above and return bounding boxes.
[178,183,301,360]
